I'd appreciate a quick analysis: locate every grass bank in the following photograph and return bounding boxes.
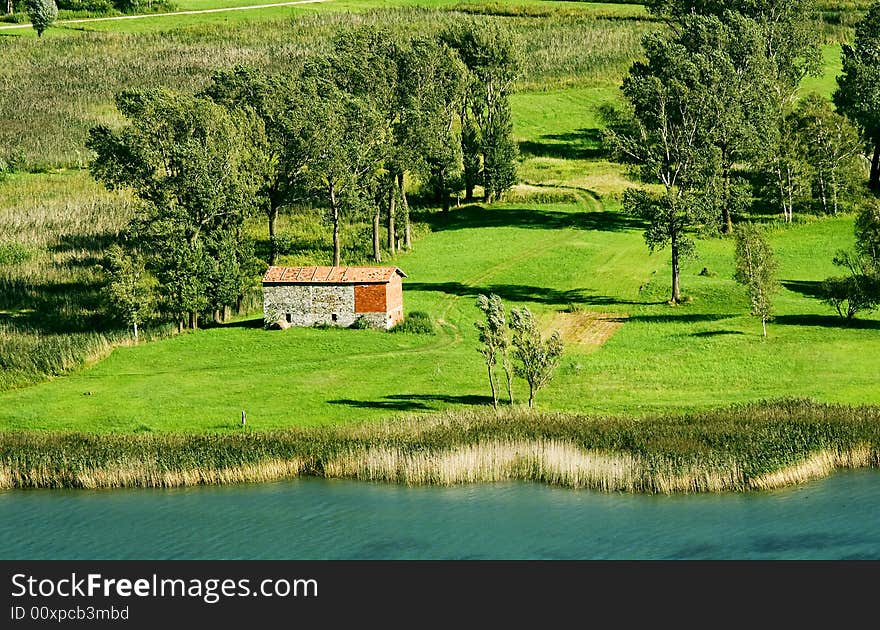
[2,400,878,493]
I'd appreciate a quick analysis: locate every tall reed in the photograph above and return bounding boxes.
[1,399,878,493]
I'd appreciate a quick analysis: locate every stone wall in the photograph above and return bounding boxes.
[263,284,356,328]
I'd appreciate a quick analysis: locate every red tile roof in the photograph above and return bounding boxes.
[262,266,407,285]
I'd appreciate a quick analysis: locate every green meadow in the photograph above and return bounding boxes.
[1,0,879,437]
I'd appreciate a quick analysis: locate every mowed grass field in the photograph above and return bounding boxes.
[1,1,878,433]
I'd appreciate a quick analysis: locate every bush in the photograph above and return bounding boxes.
[56,0,114,12]
[391,311,435,334]
[349,316,372,330]
[821,274,880,319]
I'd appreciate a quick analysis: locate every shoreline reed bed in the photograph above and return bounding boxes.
[1,399,879,493]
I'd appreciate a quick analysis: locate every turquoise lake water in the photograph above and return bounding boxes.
[1,471,878,559]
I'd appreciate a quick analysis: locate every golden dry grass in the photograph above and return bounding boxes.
[545,310,626,348]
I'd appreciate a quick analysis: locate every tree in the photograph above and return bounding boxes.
[689,14,776,234]
[295,72,390,267]
[606,27,720,303]
[399,37,468,217]
[855,199,880,265]
[760,108,814,223]
[822,251,880,319]
[821,200,880,319]
[790,93,864,215]
[444,21,521,203]
[645,0,822,103]
[25,0,57,38]
[509,306,563,409]
[202,66,309,266]
[325,28,400,258]
[103,245,155,342]
[475,294,513,410]
[834,2,880,191]
[733,223,778,336]
[87,88,260,330]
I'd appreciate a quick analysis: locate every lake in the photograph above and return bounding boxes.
[1,470,878,559]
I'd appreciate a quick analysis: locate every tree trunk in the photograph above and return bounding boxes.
[213,309,221,324]
[178,320,184,334]
[223,305,231,322]
[268,206,279,266]
[372,206,382,263]
[440,169,450,214]
[785,167,794,223]
[721,152,733,235]
[831,174,839,215]
[762,315,767,338]
[817,170,828,214]
[189,311,199,330]
[870,140,880,192]
[503,360,513,405]
[487,362,498,411]
[671,232,681,304]
[528,385,535,409]
[133,321,139,343]
[330,184,341,267]
[387,185,396,256]
[398,171,411,250]
[6,0,12,15]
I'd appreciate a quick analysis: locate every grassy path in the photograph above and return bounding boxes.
[0,0,327,30]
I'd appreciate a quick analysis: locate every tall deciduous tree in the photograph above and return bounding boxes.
[444,21,520,203]
[296,72,390,267]
[103,244,155,342]
[606,28,719,303]
[201,66,309,266]
[475,293,513,410]
[684,14,776,234]
[509,306,563,409]
[834,2,880,192]
[790,93,864,215]
[87,88,260,329]
[399,37,468,217]
[733,223,778,336]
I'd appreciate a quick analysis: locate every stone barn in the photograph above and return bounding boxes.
[262,266,407,330]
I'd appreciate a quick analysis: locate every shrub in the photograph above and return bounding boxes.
[821,274,880,319]
[349,316,372,330]
[24,0,57,37]
[392,311,435,334]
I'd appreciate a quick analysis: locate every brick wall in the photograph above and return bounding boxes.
[354,284,387,313]
[386,275,404,326]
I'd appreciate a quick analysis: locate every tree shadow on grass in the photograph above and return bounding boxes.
[220,317,265,329]
[773,314,880,330]
[420,205,643,233]
[690,330,746,337]
[626,313,738,324]
[328,393,493,412]
[782,280,826,299]
[0,278,108,333]
[405,282,660,308]
[518,129,606,161]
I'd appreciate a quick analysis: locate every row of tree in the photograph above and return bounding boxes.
[91,23,521,335]
[606,0,878,304]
